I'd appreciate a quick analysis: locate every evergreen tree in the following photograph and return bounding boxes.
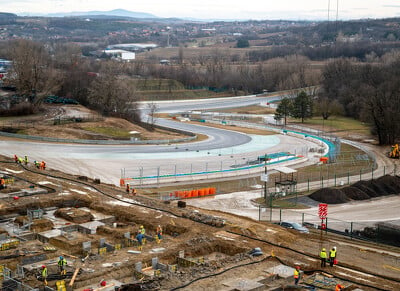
[274,97,293,126]
[292,91,313,123]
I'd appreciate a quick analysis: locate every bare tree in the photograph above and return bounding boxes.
[5,39,61,105]
[88,61,140,122]
[314,97,343,120]
[147,102,158,130]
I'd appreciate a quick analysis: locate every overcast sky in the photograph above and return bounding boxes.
[2,0,400,20]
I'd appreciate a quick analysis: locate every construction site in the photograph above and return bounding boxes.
[0,156,400,291]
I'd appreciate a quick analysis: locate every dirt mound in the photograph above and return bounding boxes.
[341,187,370,200]
[309,175,400,204]
[309,188,350,204]
[55,207,94,223]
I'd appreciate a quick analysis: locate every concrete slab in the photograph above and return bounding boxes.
[222,278,265,291]
[79,207,114,222]
[39,229,62,239]
[265,264,294,279]
[150,247,166,253]
[79,221,105,234]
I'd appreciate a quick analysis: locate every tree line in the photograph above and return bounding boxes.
[275,55,400,145]
[320,57,400,145]
[2,39,400,144]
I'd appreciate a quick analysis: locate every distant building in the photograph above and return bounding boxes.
[159,59,170,65]
[102,50,135,62]
[107,43,158,52]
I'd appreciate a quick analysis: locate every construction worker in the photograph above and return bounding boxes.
[58,255,67,275]
[132,188,137,196]
[41,265,48,286]
[34,160,40,169]
[320,248,327,268]
[126,183,130,194]
[139,225,146,245]
[335,284,344,291]
[329,246,337,267]
[40,160,46,170]
[294,265,300,285]
[156,225,162,243]
[136,231,144,251]
[24,155,28,165]
[18,156,24,164]
[14,154,19,163]
[0,177,5,190]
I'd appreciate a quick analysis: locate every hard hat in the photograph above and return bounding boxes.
[42,265,46,268]
[322,248,326,251]
[59,256,63,259]
[333,246,336,250]
[296,266,300,269]
[140,225,144,228]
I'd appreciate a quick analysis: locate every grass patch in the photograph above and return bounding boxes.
[82,126,132,138]
[245,197,309,209]
[213,105,276,115]
[291,116,370,135]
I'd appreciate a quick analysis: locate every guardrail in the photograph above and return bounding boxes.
[0,126,196,145]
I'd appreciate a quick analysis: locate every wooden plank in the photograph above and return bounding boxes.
[94,283,115,291]
[62,253,79,259]
[69,267,80,286]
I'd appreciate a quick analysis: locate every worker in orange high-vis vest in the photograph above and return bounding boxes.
[294,265,300,285]
[0,177,5,189]
[335,284,344,291]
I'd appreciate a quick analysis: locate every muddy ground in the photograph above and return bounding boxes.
[0,158,400,290]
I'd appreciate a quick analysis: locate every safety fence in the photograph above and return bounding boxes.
[120,145,375,189]
[120,152,306,186]
[258,207,400,247]
[202,116,342,163]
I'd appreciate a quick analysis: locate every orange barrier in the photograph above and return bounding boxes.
[320,157,329,164]
[171,187,218,199]
[120,179,125,187]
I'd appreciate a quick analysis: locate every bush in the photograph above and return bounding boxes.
[0,102,36,116]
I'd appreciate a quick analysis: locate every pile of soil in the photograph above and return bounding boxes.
[30,218,54,232]
[55,208,94,223]
[309,175,400,204]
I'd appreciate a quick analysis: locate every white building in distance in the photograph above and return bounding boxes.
[103,49,136,62]
[107,43,158,51]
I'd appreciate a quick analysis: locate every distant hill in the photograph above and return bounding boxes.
[0,12,17,24]
[46,9,158,19]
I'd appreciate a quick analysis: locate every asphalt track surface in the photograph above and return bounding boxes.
[0,94,302,184]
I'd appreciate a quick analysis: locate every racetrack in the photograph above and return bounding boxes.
[0,93,320,185]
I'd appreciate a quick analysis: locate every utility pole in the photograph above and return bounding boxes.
[261,154,271,221]
[263,154,268,201]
